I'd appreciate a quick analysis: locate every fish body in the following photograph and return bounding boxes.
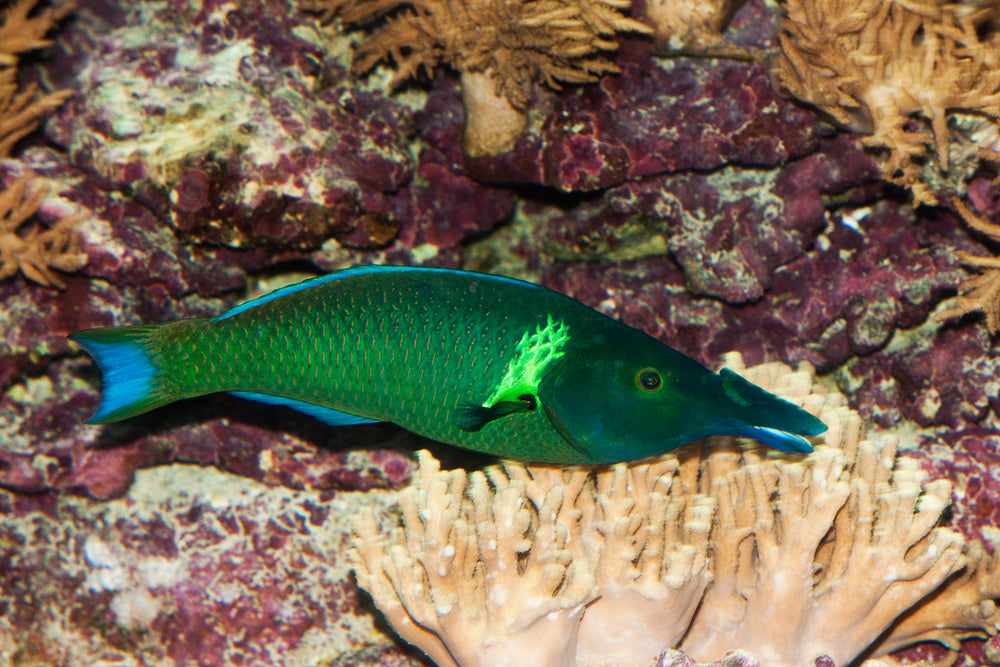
[70,266,826,464]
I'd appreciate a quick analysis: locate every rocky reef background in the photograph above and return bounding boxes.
[1,0,999,664]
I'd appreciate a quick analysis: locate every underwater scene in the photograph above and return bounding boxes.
[2,0,1000,665]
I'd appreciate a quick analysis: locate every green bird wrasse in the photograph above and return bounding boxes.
[69,266,826,464]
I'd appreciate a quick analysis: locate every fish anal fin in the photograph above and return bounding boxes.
[231,392,380,427]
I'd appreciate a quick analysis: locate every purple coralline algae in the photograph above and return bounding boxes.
[1,0,999,664]
[536,175,966,371]
[921,429,1000,542]
[0,464,422,665]
[534,133,887,304]
[52,0,512,252]
[423,45,822,193]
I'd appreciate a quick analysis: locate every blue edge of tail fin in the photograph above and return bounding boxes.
[68,330,157,423]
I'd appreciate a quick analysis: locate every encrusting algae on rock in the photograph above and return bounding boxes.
[349,353,1000,667]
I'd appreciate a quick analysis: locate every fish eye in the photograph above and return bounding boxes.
[636,368,662,392]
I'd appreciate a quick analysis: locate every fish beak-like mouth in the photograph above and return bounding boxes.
[742,426,815,454]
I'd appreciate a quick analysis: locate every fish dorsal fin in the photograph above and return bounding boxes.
[230,392,380,427]
[215,265,541,321]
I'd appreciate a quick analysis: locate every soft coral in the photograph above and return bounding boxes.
[771,0,1000,205]
[307,0,650,157]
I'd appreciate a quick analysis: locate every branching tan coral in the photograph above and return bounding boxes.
[350,452,714,667]
[350,454,598,667]
[681,354,966,666]
[350,353,994,667]
[771,0,1000,205]
[0,67,71,160]
[872,538,1000,657]
[574,461,714,667]
[0,174,87,288]
[304,0,650,156]
[937,198,1000,332]
[0,0,75,65]
[0,2,82,287]
[0,0,75,160]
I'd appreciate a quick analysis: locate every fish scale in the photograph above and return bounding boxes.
[70,266,828,464]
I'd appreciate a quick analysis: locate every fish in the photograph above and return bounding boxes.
[69,265,827,464]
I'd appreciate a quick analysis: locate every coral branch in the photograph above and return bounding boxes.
[937,199,1000,333]
[0,0,75,160]
[307,0,650,156]
[0,1,85,287]
[771,0,1000,205]
[350,355,989,667]
[575,461,714,667]
[0,174,87,288]
[873,538,1000,654]
[0,0,74,61]
[0,68,72,160]
[349,451,597,667]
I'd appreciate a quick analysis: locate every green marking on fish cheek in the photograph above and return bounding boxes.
[486,315,570,405]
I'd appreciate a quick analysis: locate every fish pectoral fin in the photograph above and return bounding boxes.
[455,394,537,432]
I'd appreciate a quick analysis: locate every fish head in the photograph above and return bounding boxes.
[537,336,827,464]
[537,342,715,463]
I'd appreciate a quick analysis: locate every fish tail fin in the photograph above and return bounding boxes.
[69,324,174,423]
